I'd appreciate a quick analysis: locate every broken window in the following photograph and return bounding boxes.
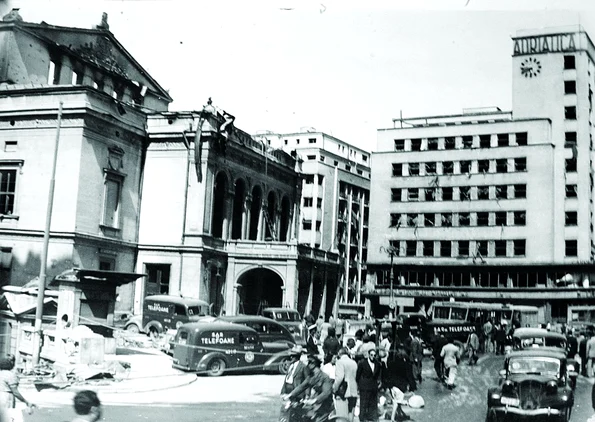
[477,186,489,200]
[515,157,527,172]
[406,241,417,257]
[394,140,405,151]
[514,211,526,226]
[442,161,454,175]
[406,214,418,227]
[566,184,578,198]
[423,241,434,257]
[513,239,526,256]
[425,162,437,175]
[392,163,403,176]
[441,214,453,227]
[497,133,509,147]
[513,184,527,199]
[425,188,436,202]
[516,132,528,146]
[480,134,491,148]
[390,213,401,227]
[391,188,402,202]
[408,188,419,201]
[565,132,577,147]
[458,240,469,257]
[424,214,435,227]
[495,211,507,226]
[408,163,420,176]
[442,187,453,201]
[495,240,507,257]
[460,160,471,174]
[494,185,508,200]
[496,159,508,173]
[440,241,452,257]
[445,137,456,150]
[462,136,473,149]
[477,212,489,226]
[411,139,422,151]
[565,158,577,173]
[478,160,490,173]
[428,138,439,150]
[458,213,470,227]
[459,186,471,201]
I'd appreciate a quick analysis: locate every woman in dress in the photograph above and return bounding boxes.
[0,355,34,419]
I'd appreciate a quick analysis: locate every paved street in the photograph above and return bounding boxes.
[22,354,595,421]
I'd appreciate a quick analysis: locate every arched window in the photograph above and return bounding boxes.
[212,172,228,238]
[249,186,262,240]
[279,196,291,242]
[231,179,246,240]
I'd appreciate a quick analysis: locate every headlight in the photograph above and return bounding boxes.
[490,393,501,400]
[561,395,569,401]
[545,380,557,394]
[567,364,575,372]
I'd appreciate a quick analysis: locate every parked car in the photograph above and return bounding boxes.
[486,349,574,421]
[171,322,292,376]
[261,307,305,345]
[123,295,211,337]
[216,315,296,356]
[511,327,578,389]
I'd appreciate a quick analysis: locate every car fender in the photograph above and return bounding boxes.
[264,349,292,369]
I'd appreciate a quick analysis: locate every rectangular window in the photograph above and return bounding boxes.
[565,158,577,172]
[477,212,489,226]
[516,132,528,146]
[441,213,453,227]
[477,186,489,200]
[495,240,507,257]
[315,221,321,231]
[408,163,420,176]
[4,141,17,152]
[565,80,577,94]
[425,188,436,202]
[441,187,453,201]
[514,211,526,226]
[459,186,471,201]
[495,185,508,200]
[390,213,401,227]
[496,159,508,173]
[514,157,527,172]
[308,138,316,144]
[445,137,455,150]
[345,165,351,171]
[478,160,490,173]
[411,139,422,151]
[513,184,526,199]
[460,160,471,174]
[306,155,316,160]
[425,162,437,175]
[458,212,470,227]
[406,214,418,227]
[392,163,403,176]
[394,140,405,151]
[406,241,417,257]
[565,132,577,147]
[566,184,578,198]
[565,240,578,257]
[102,174,122,228]
[497,133,509,147]
[513,239,526,256]
[424,214,435,227]
[391,188,402,202]
[146,263,171,295]
[319,156,325,162]
[428,138,438,150]
[304,175,314,184]
[440,241,451,257]
[423,241,434,257]
[495,211,507,226]
[462,136,473,149]
[477,240,488,257]
[442,161,454,175]
[565,106,577,120]
[480,135,491,148]
[408,188,419,201]
[458,240,469,257]
[565,211,578,226]
[0,169,17,216]
[303,197,313,207]
[316,198,322,208]
[48,60,60,85]
[564,55,575,70]
[302,220,312,230]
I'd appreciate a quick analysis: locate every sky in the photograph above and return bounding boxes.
[2,0,595,152]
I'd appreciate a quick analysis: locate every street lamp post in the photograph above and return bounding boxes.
[380,245,399,317]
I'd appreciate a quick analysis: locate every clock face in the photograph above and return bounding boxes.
[520,57,542,78]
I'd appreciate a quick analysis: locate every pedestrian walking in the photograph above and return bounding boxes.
[440,340,461,389]
[280,346,308,396]
[483,319,493,353]
[70,390,102,422]
[567,329,578,360]
[580,332,589,376]
[323,327,341,364]
[432,334,447,381]
[587,334,595,377]
[356,348,382,422]
[306,325,320,357]
[465,328,480,365]
[333,347,358,422]
[0,355,34,422]
[408,330,423,385]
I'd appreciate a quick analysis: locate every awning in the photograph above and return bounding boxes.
[0,291,57,315]
[51,268,146,287]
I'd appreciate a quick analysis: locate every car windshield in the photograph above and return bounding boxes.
[519,337,566,349]
[273,311,301,322]
[509,357,561,376]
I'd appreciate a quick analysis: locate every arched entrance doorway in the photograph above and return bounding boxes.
[237,268,283,315]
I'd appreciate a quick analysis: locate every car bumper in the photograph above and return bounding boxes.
[490,406,561,416]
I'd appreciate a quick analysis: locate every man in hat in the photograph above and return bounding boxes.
[307,324,320,356]
[281,346,308,397]
[356,347,382,422]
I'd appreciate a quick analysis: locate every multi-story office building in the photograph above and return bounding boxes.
[255,131,371,316]
[367,26,595,322]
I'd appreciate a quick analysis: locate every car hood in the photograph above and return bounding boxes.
[507,374,557,384]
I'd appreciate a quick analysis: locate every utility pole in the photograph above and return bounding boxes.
[380,244,398,318]
[32,101,63,367]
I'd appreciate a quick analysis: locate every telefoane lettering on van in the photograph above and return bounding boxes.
[147,303,170,313]
[201,332,235,345]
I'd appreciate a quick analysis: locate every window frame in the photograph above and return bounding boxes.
[101,170,124,229]
[0,162,22,218]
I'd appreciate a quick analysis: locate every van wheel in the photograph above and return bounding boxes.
[207,358,226,376]
[148,327,159,339]
[278,357,292,375]
[125,324,140,334]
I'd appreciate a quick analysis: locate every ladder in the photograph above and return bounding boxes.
[263,208,277,240]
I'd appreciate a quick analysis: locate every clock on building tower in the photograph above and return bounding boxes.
[520,57,541,78]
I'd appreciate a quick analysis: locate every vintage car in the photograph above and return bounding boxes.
[486,349,574,421]
[511,327,578,389]
[260,307,306,345]
[171,322,293,376]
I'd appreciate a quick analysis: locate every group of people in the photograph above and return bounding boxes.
[0,353,102,422]
[282,318,425,422]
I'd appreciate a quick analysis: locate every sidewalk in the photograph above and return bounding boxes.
[19,347,197,402]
